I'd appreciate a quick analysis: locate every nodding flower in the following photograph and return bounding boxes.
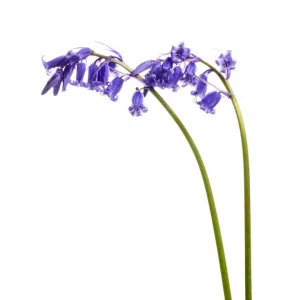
[191,69,212,99]
[197,91,222,114]
[70,62,87,87]
[129,90,148,116]
[181,62,198,87]
[104,77,124,101]
[41,68,63,96]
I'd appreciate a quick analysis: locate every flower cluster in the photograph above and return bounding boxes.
[41,43,236,116]
[41,47,125,101]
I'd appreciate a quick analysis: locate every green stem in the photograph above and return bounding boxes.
[91,52,232,300]
[150,89,232,300]
[200,59,252,300]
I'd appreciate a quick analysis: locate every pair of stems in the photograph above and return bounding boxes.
[92,52,251,300]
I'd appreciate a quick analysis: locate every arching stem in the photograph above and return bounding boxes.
[91,52,232,300]
[200,59,252,300]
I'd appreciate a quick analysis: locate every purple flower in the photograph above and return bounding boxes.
[171,43,191,63]
[62,64,75,91]
[64,51,81,67]
[76,47,93,60]
[129,90,148,116]
[87,64,102,91]
[197,91,222,114]
[181,62,198,86]
[41,68,63,96]
[191,69,212,99]
[97,62,110,86]
[168,66,183,91]
[104,77,124,101]
[70,62,86,86]
[42,48,93,72]
[162,57,173,70]
[215,50,236,80]
[42,56,67,72]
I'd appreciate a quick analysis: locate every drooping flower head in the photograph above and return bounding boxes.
[41,47,93,95]
[215,50,236,80]
[129,90,148,116]
[42,48,92,72]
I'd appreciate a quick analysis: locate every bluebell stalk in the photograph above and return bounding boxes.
[41,43,249,300]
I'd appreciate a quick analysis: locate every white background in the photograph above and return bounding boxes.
[0,0,299,299]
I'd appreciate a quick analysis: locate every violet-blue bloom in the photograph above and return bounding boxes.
[215,50,236,80]
[76,47,93,60]
[171,43,191,63]
[97,62,110,86]
[191,69,212,99]
[42,47,92,73]
[104,77,124,101]
[71,62,86,86]
[42,56,67,72]
[167,66,183,91]
[64,51,81,67]
[144,61,162,87]
[181,62,198,86]
[41,68,63,96]
[197,91,222,114]
[87,64,101,91]
[191,73,207,98]
[129,90,148,116]
[62,64,75,91]
[162,57,173,70]
[144,73,157,87]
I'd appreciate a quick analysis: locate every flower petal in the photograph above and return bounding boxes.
[41,69,63,95]
[131,60,155,76]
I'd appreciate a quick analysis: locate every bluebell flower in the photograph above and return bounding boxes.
[191,69,212,99]
[76,47,93,60]
[41,68,63,96]
[171,43,191,63]
[162,57,173,70]
[64,51,81,67]
[87,64,102,91]
[197,91,222,114]
[70,62,86,86]
[129,90,148,116]
[168,66,183,91]
[97,62,110,86]
[42,48,92,72]
[181,62,198,86]
[62,64,75,91]
[215,50,236,80]
[144,61,161,87]
[42,56,67,72]
[104,77,124,101]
